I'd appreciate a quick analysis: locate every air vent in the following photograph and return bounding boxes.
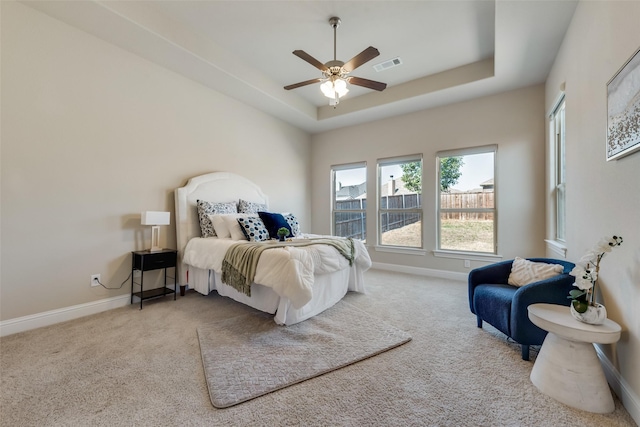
[373,57,403,72]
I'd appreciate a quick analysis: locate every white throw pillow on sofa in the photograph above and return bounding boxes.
[507,257,564,287]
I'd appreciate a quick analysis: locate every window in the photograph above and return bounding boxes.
[552,97,566,242]
[332,163,366,240]
[377,155,423,249]
[437,146,496,254]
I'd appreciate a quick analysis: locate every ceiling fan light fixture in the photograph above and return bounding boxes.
[284,16,386,107]
[320,80,334,98]
[334,78,349,96]
[320,77,349,99]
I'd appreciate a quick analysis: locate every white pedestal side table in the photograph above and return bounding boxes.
[527,303,621,413]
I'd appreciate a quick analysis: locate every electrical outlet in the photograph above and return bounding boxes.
[464,260,471,268]
[91,274,101,287]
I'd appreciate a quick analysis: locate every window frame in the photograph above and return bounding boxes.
[436,145,497,255]
[331,162,367,240]
[376,154,424,251]
[552,97,566,243]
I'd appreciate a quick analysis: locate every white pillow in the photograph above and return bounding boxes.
[223,214,251,240]
[209,214,250,239]
[507,257,564,287]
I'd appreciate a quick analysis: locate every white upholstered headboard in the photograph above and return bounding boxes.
[174,172,268,287]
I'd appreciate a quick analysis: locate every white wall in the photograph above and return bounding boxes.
[545,0,640,420]
[311,85,547,273]
[0,2,311,321]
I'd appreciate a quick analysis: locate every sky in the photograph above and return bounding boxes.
[335,152,493,192]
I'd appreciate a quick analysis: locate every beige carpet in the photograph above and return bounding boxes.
[0,269,636,426]
[198,301,411,408]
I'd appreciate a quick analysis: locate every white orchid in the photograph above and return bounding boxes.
[578,251,598,265]
[595,236,617,253]
[570,265,595,290]
[568,235,623,313]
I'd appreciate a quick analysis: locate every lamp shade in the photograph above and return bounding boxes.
[141,211,170,226]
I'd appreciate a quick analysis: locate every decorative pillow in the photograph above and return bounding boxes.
[258,211,292,239]
[197,200,237,238]
[507,257,564,287]
[238,199,267,214]
[223,215,250,240]
[237,217,270,242]
[283,213,301,237]
[209,214,249,239]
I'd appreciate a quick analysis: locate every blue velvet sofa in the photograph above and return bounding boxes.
[468,258,575,360]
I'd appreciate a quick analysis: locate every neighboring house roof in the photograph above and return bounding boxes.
[380,178,414,196]
[480,178,494,188]
[336,178,417,200]
[335,182,366,200]
[338,178,495,198]
[448,178,494,193]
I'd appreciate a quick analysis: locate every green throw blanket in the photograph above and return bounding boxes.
[221,237,355,297]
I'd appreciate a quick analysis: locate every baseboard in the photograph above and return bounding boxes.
[1,265,464,337]
[0,294,131,337]
[596,345,640,425]
[371,262,468,282]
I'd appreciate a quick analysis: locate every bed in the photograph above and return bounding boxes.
[174,172,371,325]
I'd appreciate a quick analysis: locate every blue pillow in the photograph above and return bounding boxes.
[258,211,292,239]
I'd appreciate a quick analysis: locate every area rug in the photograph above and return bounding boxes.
[196,300,412,408]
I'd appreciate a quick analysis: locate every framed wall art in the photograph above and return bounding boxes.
[607,46,640,161]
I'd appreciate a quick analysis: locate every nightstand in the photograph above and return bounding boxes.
[131,249,177,309]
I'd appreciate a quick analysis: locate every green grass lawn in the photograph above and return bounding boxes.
[440,219,494,252]
[381,219,494,252]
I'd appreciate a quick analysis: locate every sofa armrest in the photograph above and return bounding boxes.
[468,260,513,313]
[510,273,576,343]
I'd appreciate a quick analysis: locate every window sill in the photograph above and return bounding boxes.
[374,245,426,256]
[544,239,567,259]
[432,250,503,262]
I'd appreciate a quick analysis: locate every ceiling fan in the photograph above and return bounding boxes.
[284,17,387,107]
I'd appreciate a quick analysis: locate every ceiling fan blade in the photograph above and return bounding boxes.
[342,46,380,73]
[348,76,387,91]
[284,78,323,90]
[292,50,329,72]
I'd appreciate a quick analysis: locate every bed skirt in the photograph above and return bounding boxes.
[188,265,363,325]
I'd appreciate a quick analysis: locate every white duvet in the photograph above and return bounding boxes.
[182,235,371,309]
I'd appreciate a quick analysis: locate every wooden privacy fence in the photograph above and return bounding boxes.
[440,192,494,220]
[335,194,421,240]
[334,199,368,240]
[380,194,421,234]
[335,191,494,239]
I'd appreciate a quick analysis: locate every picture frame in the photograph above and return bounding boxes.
[606,46,640,161]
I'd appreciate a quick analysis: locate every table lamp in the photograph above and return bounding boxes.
[141,211,170,252]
